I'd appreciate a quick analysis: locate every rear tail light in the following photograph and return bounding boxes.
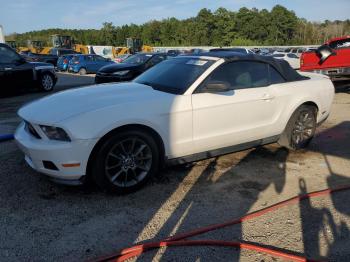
[63,59,68,64]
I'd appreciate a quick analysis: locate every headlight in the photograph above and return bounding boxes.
[113,70,130,76]
[40,125,71,142]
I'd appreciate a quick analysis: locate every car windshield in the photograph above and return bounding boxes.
[329,38,350,49]
[134,57,215,94]
[123,53,153,65]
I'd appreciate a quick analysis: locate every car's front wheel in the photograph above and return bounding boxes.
[39,73,55,92]
[278,105,317,150]
[91,130,160,194]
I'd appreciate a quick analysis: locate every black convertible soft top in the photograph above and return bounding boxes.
[192,51,308,82]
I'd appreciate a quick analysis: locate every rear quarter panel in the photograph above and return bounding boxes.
[272,74,334,134]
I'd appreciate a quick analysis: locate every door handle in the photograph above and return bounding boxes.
[261,93,275,101]
[4,68,13,71]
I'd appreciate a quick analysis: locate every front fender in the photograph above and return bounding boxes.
[59,104,171,154]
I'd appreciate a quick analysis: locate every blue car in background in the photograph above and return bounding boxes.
[57,54,75,71]
[68,54,114,75]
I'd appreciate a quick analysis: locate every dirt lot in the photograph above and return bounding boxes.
[0,76,349,261]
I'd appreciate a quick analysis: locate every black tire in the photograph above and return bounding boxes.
[79,68,87,75]
[91,130,160,194]
[39,73,55,92]
[278,105,317,150]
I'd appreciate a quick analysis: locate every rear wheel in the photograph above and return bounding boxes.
[91,130,160,194]
[278,105,317,150]
[79,68,87,75]
[39,73,55,92]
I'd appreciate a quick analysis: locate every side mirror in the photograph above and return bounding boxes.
[202,81,232,93]
[316,45,335,64]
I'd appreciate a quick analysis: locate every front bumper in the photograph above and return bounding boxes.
[14,122,98,184]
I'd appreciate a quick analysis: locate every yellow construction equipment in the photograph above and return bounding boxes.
[51,34,89,54]
[113,38,154,57]
[26,40,51,54]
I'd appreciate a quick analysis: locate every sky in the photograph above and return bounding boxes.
[1,0,349,34]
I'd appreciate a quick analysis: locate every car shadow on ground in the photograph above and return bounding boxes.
[134,122,350,261]
[299,122,350,261]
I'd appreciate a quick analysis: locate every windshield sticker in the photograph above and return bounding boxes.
[186,59,208,66]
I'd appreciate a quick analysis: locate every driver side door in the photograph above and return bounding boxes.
[191,61,280,154]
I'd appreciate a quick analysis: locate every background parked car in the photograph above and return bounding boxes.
[68,54,114,75]
[57,54,75,71]
[290,47,305,58]
[0,43,57,94]
[271,53,300,69]
[210,47,254,54]
[20,48,80,66]
[95,52,167,83]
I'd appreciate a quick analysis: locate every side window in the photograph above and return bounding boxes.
[0,46,21,64]
[287,53,298,59]
[199,61,269,92]
[148,55,166,66]
[269,65,285,84]
[94,56,106,62]
[85,56,93,61]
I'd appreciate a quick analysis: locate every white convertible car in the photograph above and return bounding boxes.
[15,52,334,193]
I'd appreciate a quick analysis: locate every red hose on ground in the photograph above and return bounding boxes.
[95,185,350,262]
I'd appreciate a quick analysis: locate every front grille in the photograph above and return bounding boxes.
[25,121,41,139]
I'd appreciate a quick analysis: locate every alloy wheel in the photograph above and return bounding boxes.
[42,74,53,90]
[292,111,315,146]
[105,137,153,188]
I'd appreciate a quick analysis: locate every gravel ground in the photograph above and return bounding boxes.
[0,76,349,262]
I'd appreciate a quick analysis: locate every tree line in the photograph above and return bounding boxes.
[6,5,350,47]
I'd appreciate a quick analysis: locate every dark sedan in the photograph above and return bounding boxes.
[95,53,167,84]
[1,43,57,94]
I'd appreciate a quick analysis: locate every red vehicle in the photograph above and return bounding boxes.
[300,35,350,80]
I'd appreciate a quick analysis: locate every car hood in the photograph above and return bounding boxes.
[98,63,141,73]
[18,82,167,124]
